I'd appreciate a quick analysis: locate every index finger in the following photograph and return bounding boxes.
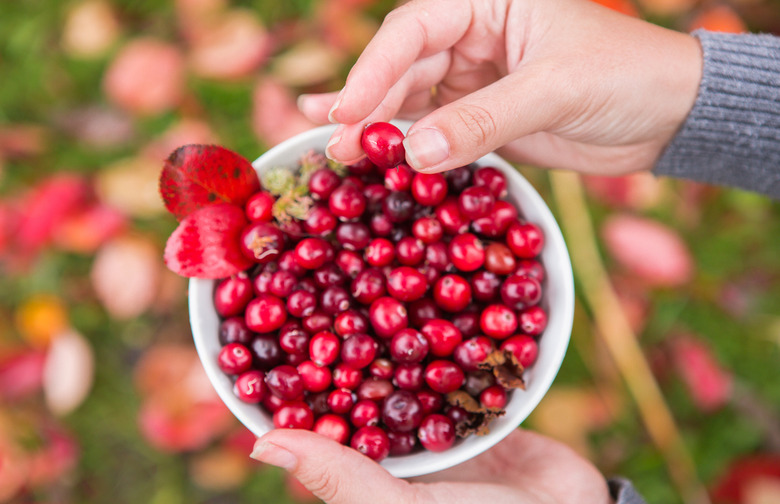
[330,0,473,124]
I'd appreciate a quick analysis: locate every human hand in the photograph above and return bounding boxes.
[298,0,701,176]
[250,428,613,504]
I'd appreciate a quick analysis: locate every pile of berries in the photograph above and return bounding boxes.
[209,123,548,462]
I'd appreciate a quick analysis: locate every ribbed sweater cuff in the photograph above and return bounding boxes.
[654,29,780,199]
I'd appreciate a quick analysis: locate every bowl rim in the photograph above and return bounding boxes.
[189,121,575,478]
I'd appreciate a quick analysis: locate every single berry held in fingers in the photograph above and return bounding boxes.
[361,122,406,169]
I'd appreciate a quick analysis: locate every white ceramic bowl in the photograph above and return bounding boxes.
[189,120,575,478]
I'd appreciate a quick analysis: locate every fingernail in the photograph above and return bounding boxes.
[250,440,298,470]
[404,128,450,171]
[296,94,311,114]
[325,133,342,160]
[328,90,344,123]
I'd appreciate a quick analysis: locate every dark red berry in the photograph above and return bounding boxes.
[382,191,415,223]
[278,322,310,355]
[335,249,365,278]
[214,273,253,317]
[416,389,444,416]
[500,334,539,367]
[361,122,405,170]
[384,163,414,191]
[233,370,266,403]
[240,221,286,263]
[420,319,463,357]
[308,168,341,200]
[387,430,417,456]
[433,274,472,312]
[446,166,472,192]
[309,330,341,366]
[472,166,507,198]
[265,364,304,400]
[424,360,465,394]
[245,191,275,222]
[294,237,332,269]
[341,333,379,369]
[448,233,485,272]
[382,390,424,432]
[369,296,408,338]
[286,289,318,318]
[351,268,386,305]
[350,425,391,461]
[389,328,429,363]
[393,362,424,391]
[297,360,332,392]
[350,399,381,428]
[273,401,314,429]
[500,274,542,310]
[452,336,494,372]
[395,237,426,266]
[458,185,495,220]
[219,316,253,345]
[303,205,337,235]
[327,388,356,414]
[417,414,456,452]
[269,270,297,298]
[313,413,350,444]
[356,377,394,403]
[245,294,287,333]
[517,306,548,336]
[249,334,284,370]
[218,343,253,375]
[336,222,371,250]
[480,304,518,339]
[329,183,367,220]
[386,266,427,302]
[506,221,545,258]
[411,173,448,206]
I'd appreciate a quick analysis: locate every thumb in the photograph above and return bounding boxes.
[403,68,563,174]
[250,429,420,504]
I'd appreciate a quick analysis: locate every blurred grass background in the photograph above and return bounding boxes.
[0,1,779,503]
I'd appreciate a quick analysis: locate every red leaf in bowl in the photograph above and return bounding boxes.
[164,203,254,278]
[159,144,260,220]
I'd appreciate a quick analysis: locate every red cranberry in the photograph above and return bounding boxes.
[329,183,367,220]
[356,378,394,402]
[424,360,465,394]
[320,285,351,315]
[416,389,444,415]
[245,191,275,222]
[407,298,442,327]
[313,263,346,289]
[286,290,318,318]
[240,221,286,263]
[350,399,381,428]
[294,237,332,269]
[341,333,379,369]
[285,352,308,366]
[412,216,444,244]
[348,157,376,176]
[458,185,495,220]
[214,273,253,317]
[233,370,266,403]
[273,401,314,429]
[249,334,284,370]
[262,392,286,413]
[417,414,456,452]
[303,205,337,235]
[335,249,365,278]
[386,266,427,302]
[435,197,468,234]
[448,233,485,272]
[308,168,341,200]
[252,270,274,295]
[420,319,463,357]
[309,330,341,366]
[278,250,306,277]
[361,122,405,170]
[515,258,545,282]
[265,364,304,400]
[472,200,518,238]
[245,294,287,333]
[500,275,542,310]
[464,370,496,397]
[382,390,424,432]
[297,360,332,392]
[332,363,362,390]
[269,270,297,298]
[411,173,448,206]
[484,242,517,275]
[219,316,253,345]
[351,268,386,305]
[293,276,318,294]
[217,343,253,375]
[387,430,417,456]
[451,311,480,338]
[395,237,425,266]
[333,310,369,337]
[501,334,540,368]
[472,166,507,198]
[470,270,501,302]
[480,304,518,339]
[369,358,395,380]
[384,163,413,191]
[313,413,350,444]
[336,222,371,250]
[389,328,429,363]
[364,183,390,212]
[506,221,545,258]
[369,212,393,236]
[350,425,391,462]
[365,238,395,267]
[327,388,356,414]
[301,310,333,334]
[446,166,472,192]
[433,274,472,312]
[308,390,331,416]
[518,306,548,337]
[393,362,424,391]
[278,322,310,355]
[369,296,408,338]
[382,191,415,223]
[452,336,494,372]
[446,405,470,426]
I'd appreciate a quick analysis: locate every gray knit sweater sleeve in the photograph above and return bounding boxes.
[609,477,647,504]
[654,29,780,199]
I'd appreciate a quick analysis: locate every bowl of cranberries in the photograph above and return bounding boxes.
[186,120,574,478]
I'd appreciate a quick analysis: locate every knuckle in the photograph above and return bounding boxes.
[453,105,498,147]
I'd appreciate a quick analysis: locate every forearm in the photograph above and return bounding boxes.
[654,29,780,199]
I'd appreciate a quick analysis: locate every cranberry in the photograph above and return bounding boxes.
[435,197,468,235]
[350,425,391,461]
[329,183,367,220]
[484,242,517,275]
[351,268,386,305]
[245,294,287,333]
[285,352,308,366]
[453,336,494,372]
[420,319,463,357]
[364,183,390,211]
[303,205,337,235]
[387,430,417,456]
[249,334,284,369]
[395,237,426,266]
[333,310,369,337]
[309,330,341,366]
[308,390,331,416]
[297,360,332,392]
[407,298,442,327]
[262,391,286,412]
[424,360,465,394]
[217,343,253,375]
[389,328,429,363]
[320,285,351,315]
[416,389,444,415]
[293,276,318,294]
[336,222,371,250]
[458,186,495,220]
[301,310,333,335]
[219,316,253,346]
[278,250,306,277]
[365,238,395,267]
[335,249,365,278]
[313,264,346,289]
[472,200,518,238]
[411,173,448,206]
[369,212,393,236]
[278,322,310,355]
[412,216,444,244]
[417,414,456,452]
[332,363,362,390]
[361,122,405,170]
[369,358,395,380]
[393,362,424,391]
[308,168,341,200]
[433,274,472,312]
[265,364,304,400]
[386,266,427,302]
[348,157,376,176]
[369,296,408,338]
[506,221,545,258]
[341,333,379,369]
[445,405,470,426]
[233,370,266,403]
[470,270,501,302]
[480,304,518,339]
[327,388,356,414]
[273,401,314,429]
[356,378,394,403]
[214,273,253,317]
[382,191,415,223]
[245,191,275,222]
[240,221,286,263]
[500,274,542,310]
[382,390,424,432]
[515,258,545,282]
[286,289,317,318]
[269,270,297,298]
[384,163,414,191]
[517,306,548,337]
[313,413,350,444]
[448,233,485,272]
[446,166,472,192]
[472,166,507,198]
[350,399,381,428]
[294,237,332,269]
[502,332,541,367]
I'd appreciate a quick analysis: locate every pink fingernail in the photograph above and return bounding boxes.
[328,90,344,123]
[403,128,450,171]
[250,440,297,470]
